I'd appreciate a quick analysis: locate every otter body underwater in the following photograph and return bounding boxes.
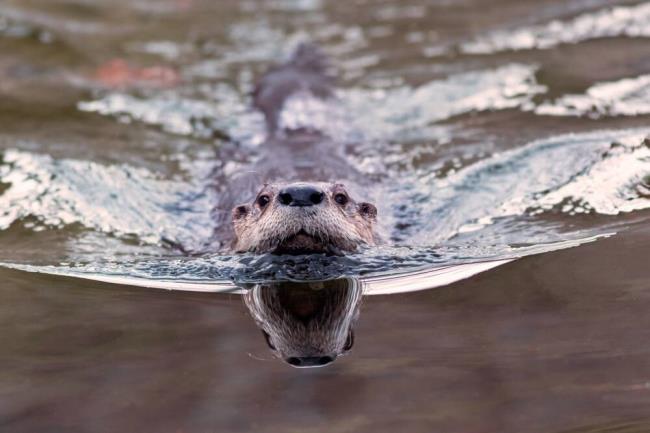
[220,44,380,255]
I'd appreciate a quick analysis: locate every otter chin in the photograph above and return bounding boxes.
[231,182,377,254]
[275,230,330,254]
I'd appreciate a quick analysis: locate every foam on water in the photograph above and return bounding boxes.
[535,74,650,118]
[0,149,214,248]
[514,135,650,216]
[460,2,650,54]
[387,129,650,244]
[78,86,266,144]
[79,63,544,146]
[343,64,545,141]
[79,94,222,136]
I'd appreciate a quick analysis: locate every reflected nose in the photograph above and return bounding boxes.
[285,355,336,367]
[278,185,325,207]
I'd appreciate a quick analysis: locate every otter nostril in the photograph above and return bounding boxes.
[286,357,302,366]
[279,192,293,206]
[318,356,334,365]
[310,192,324,205]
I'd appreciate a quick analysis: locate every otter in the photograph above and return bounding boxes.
[243,279,362,367]
[232,181,377,254]
[224,44,379,254]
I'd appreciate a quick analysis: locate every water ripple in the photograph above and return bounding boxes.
[535,74,650,118]
[460,2,650,54]
[0,149,214,248]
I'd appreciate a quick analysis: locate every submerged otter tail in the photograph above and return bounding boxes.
[287,43,330,76]
[253,43,335,135]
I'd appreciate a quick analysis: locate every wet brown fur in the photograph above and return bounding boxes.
[227,44,379,254]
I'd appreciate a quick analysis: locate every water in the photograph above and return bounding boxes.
[1,0,650,431]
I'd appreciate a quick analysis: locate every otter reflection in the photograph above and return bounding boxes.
[243,279,362,368]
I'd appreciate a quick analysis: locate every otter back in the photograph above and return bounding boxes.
[252,44,337,136]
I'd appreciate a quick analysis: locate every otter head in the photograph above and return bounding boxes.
[231,182,377,254]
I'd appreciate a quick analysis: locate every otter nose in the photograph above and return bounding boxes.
[278,185,325,207]
[285,355,336,367]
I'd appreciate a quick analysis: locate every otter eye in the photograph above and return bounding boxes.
[257,195,270,207]
[334,193,348,206]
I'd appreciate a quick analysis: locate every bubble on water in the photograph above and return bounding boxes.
[460,2,650,54]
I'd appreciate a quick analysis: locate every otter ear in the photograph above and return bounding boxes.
[358,202,377,219]
[232,204,250,221]
[261,330,277,351]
